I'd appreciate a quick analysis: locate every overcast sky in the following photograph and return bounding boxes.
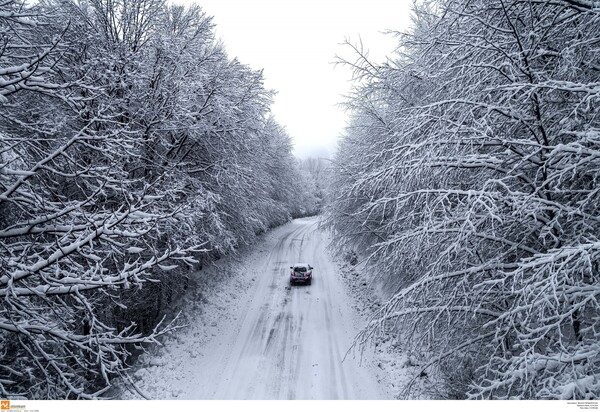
[175,0,413,158]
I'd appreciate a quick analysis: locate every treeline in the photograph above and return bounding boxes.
[327,0,599,400]
[0,0,317,399]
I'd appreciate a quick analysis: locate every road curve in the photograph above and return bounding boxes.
[178,217,386,399]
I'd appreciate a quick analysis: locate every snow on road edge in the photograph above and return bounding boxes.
[327,239,431,400]
[120,221,295,399]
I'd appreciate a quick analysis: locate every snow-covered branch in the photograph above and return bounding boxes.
[327,0,600,399]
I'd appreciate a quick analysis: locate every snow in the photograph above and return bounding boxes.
[557,376,597,400]
[157,264,178,271]
[334,256,430,399]
[120,217,397,399]
[126,247,145,254]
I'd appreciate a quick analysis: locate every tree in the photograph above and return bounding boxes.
[328,0,600,399]
[299,156,329,214]
[0,0,209,398]
[1,0,309,398]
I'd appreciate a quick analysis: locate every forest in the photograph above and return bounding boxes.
[0,0,319,398]
[327,0,600,400]
[2,0,599,401]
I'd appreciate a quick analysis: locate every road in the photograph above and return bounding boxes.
[136,217,387,399]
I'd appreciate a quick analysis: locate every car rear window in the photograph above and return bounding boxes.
[293,267,307,272]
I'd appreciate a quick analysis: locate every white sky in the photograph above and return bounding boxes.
[175,0,413,158]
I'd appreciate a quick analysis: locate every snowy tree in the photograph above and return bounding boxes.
[1,0,309,399]
[0,0,209,398]
[329,0,600,399]
[298,157,330,214]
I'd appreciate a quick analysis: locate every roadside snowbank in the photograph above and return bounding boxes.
[332,252,430,399]
[120,222,288,399]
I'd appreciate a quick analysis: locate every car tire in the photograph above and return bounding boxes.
[308,279,312,285]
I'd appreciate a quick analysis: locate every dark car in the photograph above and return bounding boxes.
[290,263,313,285]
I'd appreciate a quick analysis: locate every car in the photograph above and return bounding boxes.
[290,263,313,285]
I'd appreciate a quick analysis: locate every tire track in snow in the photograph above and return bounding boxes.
[160,217,388,399]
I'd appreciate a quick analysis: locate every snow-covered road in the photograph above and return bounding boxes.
[128,217,388,400]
